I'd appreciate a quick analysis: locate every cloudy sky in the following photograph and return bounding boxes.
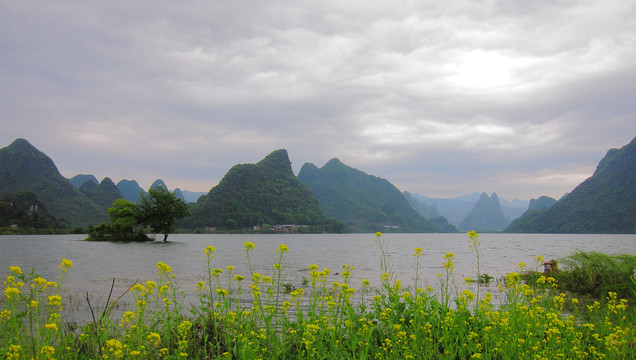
[2,0,635,201]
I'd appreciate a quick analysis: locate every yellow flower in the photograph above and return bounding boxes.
[308,264,319,270]
[129,350,141,356]
[148,332,161,346]
[4,287,20,300]
[277,243,289,253]
[234,274,245,281]
[244,241,255,251]
[413,247,423,257]
[361,279,370,287]
[59,258,73,272]
[9,266,22,275]
[40,345,55,358]
[157,262,172,274]
[48,295,62,307]
[146,280,157,290]
[216,288,229,297]
[29,300,38,308]
[273,263,282,270]
[204,245,216,257]
[44,323,58,331]
[375,232,382,237]
[227,265,234,271]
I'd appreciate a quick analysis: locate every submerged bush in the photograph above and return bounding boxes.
[1,233,635,359]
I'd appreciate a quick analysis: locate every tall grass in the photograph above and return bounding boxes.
[1,233,634,359]
[553,251,636,301]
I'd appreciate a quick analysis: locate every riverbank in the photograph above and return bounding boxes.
[1,233,634,359]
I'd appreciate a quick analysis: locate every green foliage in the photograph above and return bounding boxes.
[136,186,190,241]
[2,237,635,359]
[298,158,456,233]
[552,251,636,301]
[185,149,346,232]
[506,136,636,233]
[0,139,108,227]
[0,191,64,229]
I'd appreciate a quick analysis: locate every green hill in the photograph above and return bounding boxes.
[79,177,124,210]
[184,149,346,232]
[297,158,456,233]
[0,139,107,227]
[505,136,636,233]
[69,174,98,189]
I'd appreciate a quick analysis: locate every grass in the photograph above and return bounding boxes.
[1,233,634,359]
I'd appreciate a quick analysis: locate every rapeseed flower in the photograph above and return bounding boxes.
[244,241,255,251]
[157,262,172,274]
[277,243,289,253]
[4,286,20,299]
[9,266,22,275]
[59,258,73,272]
[204,245,215,257]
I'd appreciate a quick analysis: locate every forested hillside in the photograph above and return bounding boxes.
[298,158,456,233]
[505,137,636,233]
[0,139,107,227]
[184,149,346,232]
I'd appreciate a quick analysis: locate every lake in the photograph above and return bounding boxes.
[1,233,635,322]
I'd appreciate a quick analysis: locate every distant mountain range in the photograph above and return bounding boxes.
[407,192,528,230]
[298,159,456,233]
[69,175,205,203]
[2,136,635,233]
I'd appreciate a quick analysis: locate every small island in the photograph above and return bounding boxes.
[86,186,189,242]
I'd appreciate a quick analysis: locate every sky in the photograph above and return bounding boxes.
[2,0,636,201]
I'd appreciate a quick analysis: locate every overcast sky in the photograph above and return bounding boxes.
[2,1,635,201]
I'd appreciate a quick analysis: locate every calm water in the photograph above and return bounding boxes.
[1,233,635,321]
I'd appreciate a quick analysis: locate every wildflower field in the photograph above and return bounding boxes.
[1,232,635,359]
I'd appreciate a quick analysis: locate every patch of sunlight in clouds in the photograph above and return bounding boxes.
[360,119,515,148]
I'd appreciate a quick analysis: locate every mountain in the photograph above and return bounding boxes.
[459,192,509,232]
[150,179,168,190]
[185,149,346,232]
[411,193,527,227]
[298,158,456,233]
[79,177,124,210]
[528,196,557,211]
[413,193,481,227]
[69,174,98,189]
[116,179,146,203]
[173,188,186,201]
[180,189,206,203]
[505,137,636,233]
[0,139,107,227]
[404,191,441,218]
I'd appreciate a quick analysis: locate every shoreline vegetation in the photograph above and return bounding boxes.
[1,232,635,359]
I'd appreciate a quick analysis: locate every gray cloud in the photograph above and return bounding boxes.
[2,0,635,200]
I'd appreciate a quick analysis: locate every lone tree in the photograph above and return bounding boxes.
[136,186,190,242]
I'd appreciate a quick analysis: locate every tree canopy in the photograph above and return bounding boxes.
[136,186,190,241]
